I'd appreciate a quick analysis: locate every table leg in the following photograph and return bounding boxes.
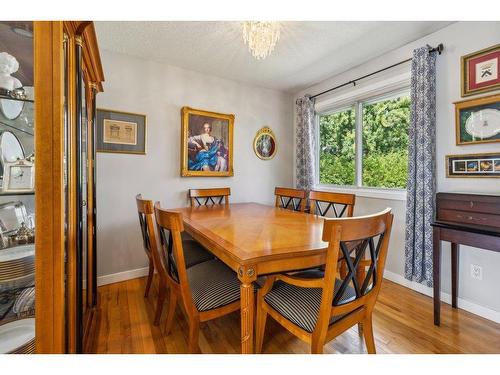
[433,228,441,326]
[238,265,256,354]
[451,243,459,309]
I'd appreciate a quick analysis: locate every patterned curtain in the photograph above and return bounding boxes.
[295,96,316,190]
[404,47,437,287]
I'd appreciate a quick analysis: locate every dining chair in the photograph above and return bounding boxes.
[309,190,355,218]
[308,191,361,281]
[154,202,242,353]
[255,208,393,354]
[274,187,307,212]
[135,194,213,314]
[189,187,231,206]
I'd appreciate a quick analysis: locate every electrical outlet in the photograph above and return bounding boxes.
[470,264,483,280]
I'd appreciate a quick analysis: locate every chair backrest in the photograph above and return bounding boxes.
[154,202,195,312]
[189,188,231,206]
[309,190,355,218]
[136,194,154,257]
[135,194,168,282]
[320,208,393,320]
[274,187,307,212]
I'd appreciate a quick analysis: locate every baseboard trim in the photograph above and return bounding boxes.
[97,266,150,287]
[383,270,500,324]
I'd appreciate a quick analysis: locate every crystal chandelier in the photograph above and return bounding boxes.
[242,21,281,60]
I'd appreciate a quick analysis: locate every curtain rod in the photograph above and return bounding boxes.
[308,43,443,100]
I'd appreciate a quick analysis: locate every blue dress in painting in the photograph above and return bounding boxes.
[188,140,221,171]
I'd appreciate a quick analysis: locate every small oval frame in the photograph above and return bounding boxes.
[253,126,277,160]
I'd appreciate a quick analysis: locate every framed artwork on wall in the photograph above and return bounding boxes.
[461,43,500,97]
[454,94,500,145]
[446,153,500,178]
[253,126,277,160]
[96,108,147,154]
[181,106,234,177]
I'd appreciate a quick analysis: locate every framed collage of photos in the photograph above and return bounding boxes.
[446,153,500,178]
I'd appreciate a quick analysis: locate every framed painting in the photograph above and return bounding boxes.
[253,126,277,160]
[446,153,500,178]
[461,44,500,97]
[454,94,500,145]
[96,108,147,154]
[181,106,234,177]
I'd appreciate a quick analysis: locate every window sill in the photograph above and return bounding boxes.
[314,185,407,201]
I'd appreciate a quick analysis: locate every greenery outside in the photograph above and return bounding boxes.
[319,95,410,189]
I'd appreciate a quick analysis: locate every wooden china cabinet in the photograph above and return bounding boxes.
[0,21,104,354]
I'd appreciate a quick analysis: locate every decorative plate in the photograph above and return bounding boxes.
[0,98,24,121]
[465,108,500,139]
[0,318,35,354]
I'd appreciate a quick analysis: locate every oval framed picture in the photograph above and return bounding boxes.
[253,127,277,160]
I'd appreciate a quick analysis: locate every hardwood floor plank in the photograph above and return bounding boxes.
[89,277,500,354]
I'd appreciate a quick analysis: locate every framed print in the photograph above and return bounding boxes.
[181,107,234,177]
[446,153,500,178]
[96,108,147,154]
[461,44,500,97]
[455,94,500,145]
[2,159,34,193]
[253,127,277,160]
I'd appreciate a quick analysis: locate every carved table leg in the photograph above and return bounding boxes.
[238,265,257,354]
[433,228,441,326]
[451,243,459,309]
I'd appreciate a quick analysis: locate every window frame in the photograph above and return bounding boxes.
[315,86,410,201]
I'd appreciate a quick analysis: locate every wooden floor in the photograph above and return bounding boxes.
[88,276,500,354]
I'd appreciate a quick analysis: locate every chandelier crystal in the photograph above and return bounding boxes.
[242,21,281,60]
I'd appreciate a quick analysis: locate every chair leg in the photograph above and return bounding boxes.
[188,319,200,354]
[164,291,178,335]
[255,300,268,353]
[154,286,167,326]
[311,337,324,354]
[363,315,376,354]
[357,322,364,336]
[144,261,154,298]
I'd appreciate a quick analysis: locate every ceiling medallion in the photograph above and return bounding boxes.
[241,21,281,60]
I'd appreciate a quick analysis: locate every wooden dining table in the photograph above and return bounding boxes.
[174,202,329,354]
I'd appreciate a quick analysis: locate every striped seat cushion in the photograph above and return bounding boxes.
[183,239,215,268]
[264,270,356,333]
[187,259,241,312]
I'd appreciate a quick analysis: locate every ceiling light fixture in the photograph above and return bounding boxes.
[242,21,281,60]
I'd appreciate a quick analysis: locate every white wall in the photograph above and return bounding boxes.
[294,21,500,321]
[96,50,293,279]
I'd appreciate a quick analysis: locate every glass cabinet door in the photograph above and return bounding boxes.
[0,21,36,354]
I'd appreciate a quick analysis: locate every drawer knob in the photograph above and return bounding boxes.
[470,201,474,208]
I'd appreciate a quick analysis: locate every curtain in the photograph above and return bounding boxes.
[295,96,316,191]
[404,47,437,287]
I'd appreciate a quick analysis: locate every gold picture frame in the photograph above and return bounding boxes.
[96,108,147,154]
[181,106,234,177]
[446,152,500,178]
[461,43,500,97]
[253,127,277,160]
[454,93,500,145]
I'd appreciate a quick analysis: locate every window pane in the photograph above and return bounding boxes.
[319,107,356,186]
[362,94,410,189]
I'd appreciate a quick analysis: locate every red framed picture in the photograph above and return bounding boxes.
[461,44,500,97]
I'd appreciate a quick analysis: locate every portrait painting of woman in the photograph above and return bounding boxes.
[181,107,234,176]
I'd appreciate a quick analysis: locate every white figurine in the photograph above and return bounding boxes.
[0,52,22,91]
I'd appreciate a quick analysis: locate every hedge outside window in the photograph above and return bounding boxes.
[319,90,410,189]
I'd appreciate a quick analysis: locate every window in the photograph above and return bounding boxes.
[318,89,410,190]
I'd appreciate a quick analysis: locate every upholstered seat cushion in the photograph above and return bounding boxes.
[183,239,215,268]
[264,270,356,333]
[187,259,241,312]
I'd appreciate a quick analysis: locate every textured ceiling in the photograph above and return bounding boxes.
[95,21,452,93]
